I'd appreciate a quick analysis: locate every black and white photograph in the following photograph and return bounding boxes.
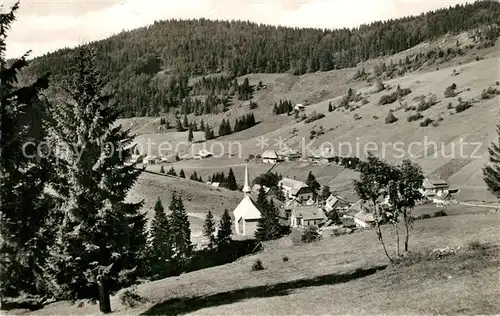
[1,0,499,314]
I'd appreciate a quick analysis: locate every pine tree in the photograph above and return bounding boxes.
[202,211,217,249]
[46,47,147,312]
[168,193,192,266]
[226,168,238,191]
[179,169,185,178]
[188,127,194,142]
[483,125,500,197]
[255,193,282,242]
[306,171,321,198]
[160,165,165,174]
[148,198,173,278]
[217,209,232,245]
[167,167,177,176]
[328,102,333,112]
[0,2,55,301]
[183,115,188,128]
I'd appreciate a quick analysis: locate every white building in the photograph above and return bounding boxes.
[142,155,158,164]
[233,164,262,236]
[262,150,279,164]
[294,103,305,111]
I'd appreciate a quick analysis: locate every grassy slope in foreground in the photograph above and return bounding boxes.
[27,213,500,315]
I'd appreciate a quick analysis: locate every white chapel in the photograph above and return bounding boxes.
[233,164,262,236]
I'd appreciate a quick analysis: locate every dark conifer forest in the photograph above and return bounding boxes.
[28,1,500,117]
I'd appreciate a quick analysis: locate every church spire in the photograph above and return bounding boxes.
[242,163,251,196]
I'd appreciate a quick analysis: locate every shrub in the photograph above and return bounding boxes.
[119,287,148,308]
[378,93,398,105]
[372,115,379,120]
[420,213,432,219]
[455,101,472,113]
[248,154,255,160]
[433,210,448,217]
[444,85,456,98]
[407,112,423,122]
[447,102,454,109]
[304,112,325,124]
[252,259,264,271]
[361,98,369,105]
[385,113,398,124]
[375,79,385,92]
[431,121,439,127]
[420,118,434,127]
[301,226,321,243]
[282,255,289,262]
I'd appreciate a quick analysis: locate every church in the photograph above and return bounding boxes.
[233,164,262,236]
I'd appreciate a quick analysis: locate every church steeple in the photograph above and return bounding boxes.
[242,163,251,196]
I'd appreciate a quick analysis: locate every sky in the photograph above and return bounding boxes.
[2,0,473,59]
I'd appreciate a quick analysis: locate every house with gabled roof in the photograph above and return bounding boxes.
[290,205,326,229]
[278,178,313,201]
[421,178,449,198]
[324,194,351,212]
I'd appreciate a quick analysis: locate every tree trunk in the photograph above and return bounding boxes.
[404,213,410,252]
[395,223,400,257]
[98,280,111,313]
[373,200,393,264]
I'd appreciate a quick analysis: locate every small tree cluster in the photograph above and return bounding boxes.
[233,113,256,132]
[273,99,293,115]
[218,118,232,136]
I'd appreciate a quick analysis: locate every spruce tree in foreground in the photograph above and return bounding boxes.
[202,211,217,249]
[0,2,56,302]
[168,193,192,267]
[179,169,185,178]
[46,47,147,313]
[255,188,282,242]
[483,125,500,197]
[148,198,173,278]
[217,209,233,245]
[306,171,321,198]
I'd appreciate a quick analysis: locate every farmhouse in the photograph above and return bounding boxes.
[353,211,375,228]
[421,178,450,198]
[294,103,305,111]
[278,148,301,161]
[262,150,279,164]
[308,148,336,164]
[434,189,460,206]
[324,194,351,212]
[278,178,313,201]
[290,205,326,229]
[198,149,213,159]
[233,164,262,236]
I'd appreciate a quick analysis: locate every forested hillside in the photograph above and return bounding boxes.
[29,1,500,117]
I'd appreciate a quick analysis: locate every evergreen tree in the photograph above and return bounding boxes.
[190,171,198,181]
[179,169,185,178]
[217,209,232,245]
[0,2,56,301]
[182,115,188,128]
[168,193,192,265]
[226,168,238,191]
[202,211,217,249]
[160,165,165,174]
[46,47,147,312]
[167,167,177,176]
[320,185,331,201]
[483,125,500,197]
[176,118,184,132]
[148,198,173,278]
[200,119,205,132]
[188,127,194,142]
[306,171,321,198]
[328,102,333,112]
[255,191,282,242]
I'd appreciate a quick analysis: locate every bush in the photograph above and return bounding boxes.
[385,113,398,124]
[119,287,148,308]
[378,93,398,105]
[447,102,454,109]
[407,112,423,122]
[455,101,472,113]
[420,118,434,127]
[420,213,432,219]
[301,226,320,243]
[433,210,448,217]
[372,115,379,120]
[282,255,289,262]
[304,111,325,124]
[444,85,456,98]
[361,98,369,105]
[252,259,264,271]
[248,154,255,160]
